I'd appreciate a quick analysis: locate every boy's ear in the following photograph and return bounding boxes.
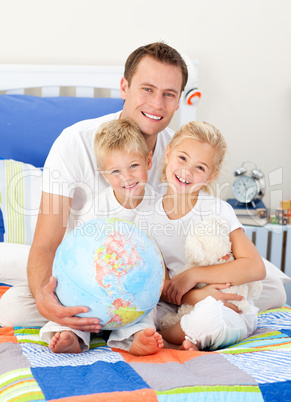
[147,151,153,170]
[99,167,110,183]
[120,77,128,100]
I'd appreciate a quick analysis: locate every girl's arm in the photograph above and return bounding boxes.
[181,284,243,313]
[165,228,266,305]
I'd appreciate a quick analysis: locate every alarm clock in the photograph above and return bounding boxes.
[232,162,265,207]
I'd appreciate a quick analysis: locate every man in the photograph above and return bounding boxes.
[0,42,286,331]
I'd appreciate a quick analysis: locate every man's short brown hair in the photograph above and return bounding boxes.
[124,42,188,92]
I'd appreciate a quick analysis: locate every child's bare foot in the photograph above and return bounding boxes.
[129,328,164,356]
[49,331,82,354]
[179,338,199,351]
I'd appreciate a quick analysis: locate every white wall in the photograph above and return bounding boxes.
[1,0,290,210]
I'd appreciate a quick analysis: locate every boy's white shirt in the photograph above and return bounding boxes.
[79,185,158,224]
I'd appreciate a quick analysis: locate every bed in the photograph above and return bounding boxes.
[1,62,291,402]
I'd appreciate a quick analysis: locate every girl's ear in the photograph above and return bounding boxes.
[207,170,218,184]
[147,151,153,170]
[165,144,171,164]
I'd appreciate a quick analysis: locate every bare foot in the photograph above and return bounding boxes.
[49,331,82,354]
[179,338,199,351]
[129,328,164,356]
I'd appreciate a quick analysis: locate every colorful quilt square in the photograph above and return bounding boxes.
[131,354,256,391]
[0,367,45,401]
[21,342,123,368]
[0,343,31,375]
[156,385,263,402]
[259,380,291,402]
[31,361,151,400]
[223,350,291,384]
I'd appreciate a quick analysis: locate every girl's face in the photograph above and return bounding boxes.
[165,137,218,196]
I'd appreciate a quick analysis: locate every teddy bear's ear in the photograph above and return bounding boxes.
[185,233,206,264]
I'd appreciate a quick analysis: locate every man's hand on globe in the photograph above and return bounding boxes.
[37,276,103,332]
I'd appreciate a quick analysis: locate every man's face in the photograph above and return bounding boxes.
[120,56,183,139]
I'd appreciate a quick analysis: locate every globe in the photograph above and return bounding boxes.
[53,217,165,330]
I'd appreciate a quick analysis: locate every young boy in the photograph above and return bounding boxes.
[39,119,164,354]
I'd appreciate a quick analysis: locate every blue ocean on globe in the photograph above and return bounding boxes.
[53,218,164,329]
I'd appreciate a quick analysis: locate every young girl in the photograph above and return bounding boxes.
[108,121,266,353]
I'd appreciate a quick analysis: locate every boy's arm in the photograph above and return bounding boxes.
[165,228,266,305]
[28,192,101,331]
[160,266,171,302]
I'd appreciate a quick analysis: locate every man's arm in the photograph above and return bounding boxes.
[27,192,101,332]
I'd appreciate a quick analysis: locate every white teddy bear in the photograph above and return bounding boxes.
[159,217,263,330]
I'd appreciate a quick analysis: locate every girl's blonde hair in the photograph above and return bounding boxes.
[161,121,227,191]
[94,119,149,170]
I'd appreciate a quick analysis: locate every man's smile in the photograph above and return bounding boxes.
[142,112,163,121]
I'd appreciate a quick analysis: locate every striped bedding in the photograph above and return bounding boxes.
[1,285,291,401]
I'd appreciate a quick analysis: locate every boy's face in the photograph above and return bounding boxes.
[120,56,182,140]
[101,149,152,208]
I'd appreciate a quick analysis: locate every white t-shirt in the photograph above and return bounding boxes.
[43,111,173,234]
[79,185,158,224]
[136,191,243,279]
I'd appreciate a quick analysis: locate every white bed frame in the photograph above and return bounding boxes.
[0,62,290,304]
[245,224,291,303]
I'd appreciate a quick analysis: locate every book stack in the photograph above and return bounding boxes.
[226,199,268,226]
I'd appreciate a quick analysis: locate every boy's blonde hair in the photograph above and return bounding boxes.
[161,121,227,190]
[94,119,149,170]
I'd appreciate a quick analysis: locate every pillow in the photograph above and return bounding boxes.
[0,94,123,167]
[0,206,4,242]
[0,158,5,241]
[0,243,30,286]
[256,257,291,311]
[0,159,42,244]
[263,257,291,284]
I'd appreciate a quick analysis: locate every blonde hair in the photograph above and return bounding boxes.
[161,121,227,191]
[94,119,149,170]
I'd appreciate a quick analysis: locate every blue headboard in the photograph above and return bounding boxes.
[0,94,124,242]
[0,94,123,167]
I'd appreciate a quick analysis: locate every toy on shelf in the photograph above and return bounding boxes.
[226,198,268,226]
[255,208,268,219]
[269,200,291,225]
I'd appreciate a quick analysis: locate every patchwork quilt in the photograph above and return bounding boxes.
[1,284,291,401]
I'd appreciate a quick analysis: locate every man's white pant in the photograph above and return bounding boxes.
[0,256,288,351]
[0,283,48,327]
